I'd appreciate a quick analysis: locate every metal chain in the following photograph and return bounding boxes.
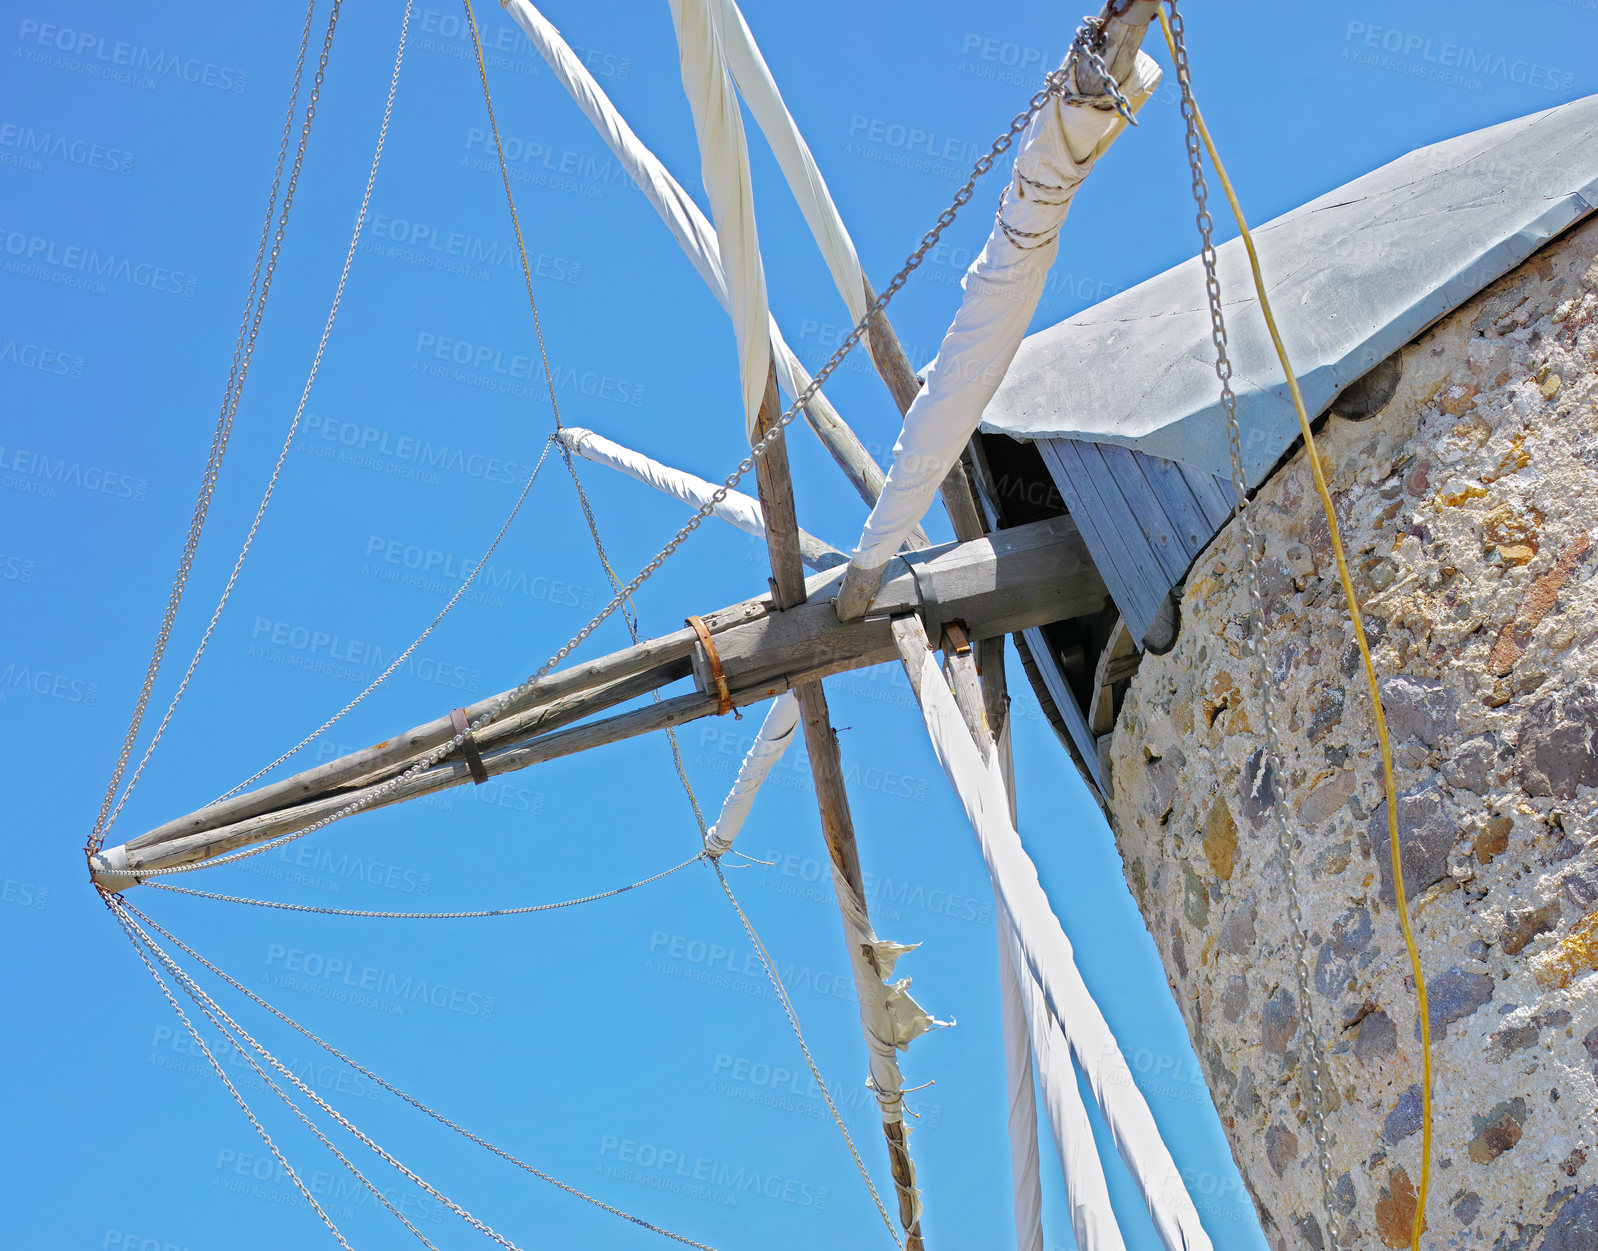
[1070,15,1139,125]
[461,0,709,838]
[118,904,531,1251]
[107,905,355,1250]
[94,38,1076,886]
[121,901,721,1251]
[141,850,705,917]
[1164,3,1342,1244]
[215,434,556,802]
[111,0,414,828]
[120,904,443,1249]
[86,0,332,860]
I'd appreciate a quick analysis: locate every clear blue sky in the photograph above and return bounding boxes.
[2,2,1591,1247]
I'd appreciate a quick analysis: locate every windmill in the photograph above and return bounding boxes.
[84,0,1598,1247]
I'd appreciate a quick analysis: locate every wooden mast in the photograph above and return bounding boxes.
[747,359,927,1249]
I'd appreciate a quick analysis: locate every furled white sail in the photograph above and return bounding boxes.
[838,52,1163,617]
[500,0,822,428]
[556,427,844,570]
[998,918,1048,1251]
[1003,899,1128,1251]
[900,635,1213,1251]
[704,692,801,856]
[709,0,871,329]
[667,0,771,438]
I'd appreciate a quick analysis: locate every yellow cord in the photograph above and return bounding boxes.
[1155,11,1431,1247]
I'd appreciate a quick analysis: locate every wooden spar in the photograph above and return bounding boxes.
[92,514,1106,888]
[939,622,991,764]
[559,427,849,571]
[121,599,762,857]
[747,357,927,1251]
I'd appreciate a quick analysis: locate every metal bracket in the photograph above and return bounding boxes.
[685,614,733,716]
[449,708,489,784]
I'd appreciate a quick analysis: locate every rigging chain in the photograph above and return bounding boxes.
[117,903,533,1251]
[120,900,721,1251]
[142,849,706,917]
[1160,6,1434,1246]
[88,0,337,859]
[109,0,418,826]
[102,13,1084,885]
[457,3,893,1237]
[456,0,711,838]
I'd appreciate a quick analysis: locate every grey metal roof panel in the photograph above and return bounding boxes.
[980,93,1598,486]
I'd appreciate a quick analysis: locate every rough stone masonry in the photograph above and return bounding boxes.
[1108,215,1598,1249]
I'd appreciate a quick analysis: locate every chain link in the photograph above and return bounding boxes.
[120,900,721,1250]
[141,850,705,917]
[111,0,414,827]
[86,0,336,860]
[1164,3,1342,1244]
[97,46,1077,886]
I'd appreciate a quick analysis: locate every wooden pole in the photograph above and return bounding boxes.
[748,359,927,1250]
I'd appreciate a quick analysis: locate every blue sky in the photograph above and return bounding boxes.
[2,2,1592,1248]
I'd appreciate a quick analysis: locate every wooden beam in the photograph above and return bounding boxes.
[939,622,991,764]
[749,358,927,1250]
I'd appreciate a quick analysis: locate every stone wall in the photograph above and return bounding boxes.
[1107,215,1598,1249]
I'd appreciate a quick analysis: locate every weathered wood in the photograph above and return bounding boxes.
[753,352,926,1250]
[704,515,1103,698]
[940,622,992,763]
[127,602,768,856]
[105,515,1100,885]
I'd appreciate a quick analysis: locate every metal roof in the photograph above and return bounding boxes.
[981,93,1598,486]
